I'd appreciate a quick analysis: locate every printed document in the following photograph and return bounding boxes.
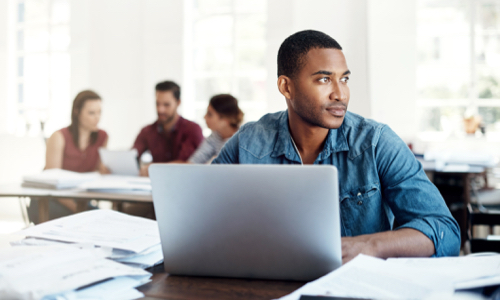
[278,254,455,300]
[16,209,160,253]
[0,245,150,300]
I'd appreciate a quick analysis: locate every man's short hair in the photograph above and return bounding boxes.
[156,81,181,101]
[277,30,342,79]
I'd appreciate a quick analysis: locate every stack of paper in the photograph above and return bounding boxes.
[279,254,500,300]
[22,169,100,189]
[13,209,163,269]
[0,245,150,300]
[78,175,152,194]
[386,255,500,290]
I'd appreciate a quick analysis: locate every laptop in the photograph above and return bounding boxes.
[99,148,139,176]
[149,164,342,281]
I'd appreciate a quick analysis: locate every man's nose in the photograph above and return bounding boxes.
[330,82,346,102]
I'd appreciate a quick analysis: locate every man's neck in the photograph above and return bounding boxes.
[162,114,180,132]
[287,111,329,165]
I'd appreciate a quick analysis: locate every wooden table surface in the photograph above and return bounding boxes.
[138,264,306,300]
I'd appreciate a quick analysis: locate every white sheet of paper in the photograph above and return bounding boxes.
[278,254,455,300]
[115,244,164,268]
[22,169,100,189]
[0,245,150,300]
[387,255,500,290]
[54,276,149,300]
[78,175,151,194]
[16,210,160,253]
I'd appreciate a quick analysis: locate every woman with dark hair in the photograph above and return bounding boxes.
[188,94,244,164]
[45,90,108,173]
[28,90,108,223]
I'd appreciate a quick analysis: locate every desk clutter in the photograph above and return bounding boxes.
[22,169,151,194]
[279,254,500,300]
[1,210,163,300]
[421,150,498,172]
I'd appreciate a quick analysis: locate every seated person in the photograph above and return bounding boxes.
[28,90,108,223]
[213,30,461,263]
[133,80,203,176]
[188,94,244,164]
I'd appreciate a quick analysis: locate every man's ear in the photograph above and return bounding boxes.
[277,75,294,100]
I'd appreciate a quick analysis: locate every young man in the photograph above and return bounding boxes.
[133,81,204,176]
[213,30,460,263]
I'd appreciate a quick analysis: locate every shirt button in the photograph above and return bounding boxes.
[357,200,363,205]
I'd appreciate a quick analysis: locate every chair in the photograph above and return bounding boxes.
[467,203,500,253]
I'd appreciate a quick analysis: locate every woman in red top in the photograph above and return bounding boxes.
[30,90,109,221]
[45,90,108,173]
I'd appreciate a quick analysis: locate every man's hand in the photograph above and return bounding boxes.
[341,235,379,264]
[341,228,435,265]
[139,164,150,177]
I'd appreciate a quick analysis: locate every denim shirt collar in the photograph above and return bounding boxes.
[270,110,349,162]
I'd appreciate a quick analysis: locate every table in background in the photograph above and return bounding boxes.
[138,264,306,300]
[0,183,152,223]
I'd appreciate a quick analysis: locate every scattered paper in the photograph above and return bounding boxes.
[387,254,500,290]
[280,254,500,300]
[22,169,100,189]
[79,175,151,194]
[15,209,160,253]
[0,245,150,300]
[278,254,455,300]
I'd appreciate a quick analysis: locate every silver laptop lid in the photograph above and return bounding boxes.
[98,148,139,176]
[149,164,342,281]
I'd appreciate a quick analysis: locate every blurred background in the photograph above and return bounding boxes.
[1,0,500,227]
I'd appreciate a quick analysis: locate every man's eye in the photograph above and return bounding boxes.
[341,77,349,83]
[319,77,330,83]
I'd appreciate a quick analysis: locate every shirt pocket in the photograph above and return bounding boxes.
[340,183,388,236]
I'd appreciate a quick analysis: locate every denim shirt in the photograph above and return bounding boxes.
[213,110,461,257]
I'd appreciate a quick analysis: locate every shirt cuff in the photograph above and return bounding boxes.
[397,217,461,257]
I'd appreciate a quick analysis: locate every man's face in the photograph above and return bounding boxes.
[287,48,350,129]
[156,91,180,124]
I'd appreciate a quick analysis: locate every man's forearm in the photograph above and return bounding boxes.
[342,228,435,263]
[369,228,435,258]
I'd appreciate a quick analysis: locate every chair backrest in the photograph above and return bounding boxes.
[467,204,500,253]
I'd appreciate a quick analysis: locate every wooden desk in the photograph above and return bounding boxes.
[138,264,306,300]
[0,184,152,223]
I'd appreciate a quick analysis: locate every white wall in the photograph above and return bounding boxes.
[70,0,184,150]
[0,0,416,147]
[0,1,9,134]
[266,0,371,118]
[368,0,418,141]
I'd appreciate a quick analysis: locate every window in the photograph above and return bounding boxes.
[417,0,500,136]
[184,0,267,135]
[12,0,70,136]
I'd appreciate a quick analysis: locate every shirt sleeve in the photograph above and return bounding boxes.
[375,126,461,257]
[188,134,217,164]
[177,124,204,161]
[212,131,240,164]
[132,128,148,158]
